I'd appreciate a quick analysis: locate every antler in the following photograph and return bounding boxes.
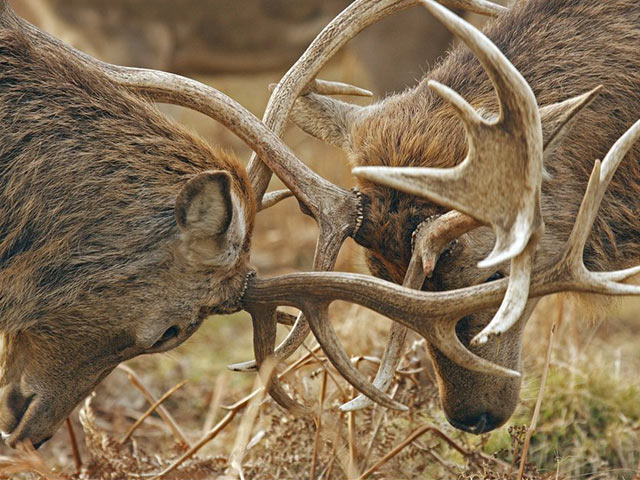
[243,112,640,388]
[11,3,391,407]
[355,0,545,349]
[248,0,507,200]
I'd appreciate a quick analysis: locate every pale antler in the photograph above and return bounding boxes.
[250,0,507,200]
[355,0,545,348]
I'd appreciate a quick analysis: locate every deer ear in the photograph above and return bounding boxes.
[175,171,233,236]
[289,93,369,150]
[540,86,602,153]
[175,171,246,268]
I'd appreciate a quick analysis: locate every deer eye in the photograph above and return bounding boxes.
[152,326,180,349]
[485,271,504,283]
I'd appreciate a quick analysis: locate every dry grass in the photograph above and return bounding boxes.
[2,36,640,480]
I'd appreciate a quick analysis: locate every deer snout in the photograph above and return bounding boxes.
[0,385,32,436]
[0,385,52,449]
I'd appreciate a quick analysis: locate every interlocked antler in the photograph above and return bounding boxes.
[232,0,509,379]
[243,116,640,398]
[222,1,510,408]
[356,0,544,349]
[23,0,638,415]
[10,1,389,409]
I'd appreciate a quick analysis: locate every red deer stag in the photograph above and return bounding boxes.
[236,0,640,434]
[0,0,637,449]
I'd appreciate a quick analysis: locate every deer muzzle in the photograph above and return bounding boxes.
[0,385,53,449]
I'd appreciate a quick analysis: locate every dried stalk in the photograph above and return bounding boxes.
[518,318,558,480]
[117,364,190,447]
[65,417,82,474]
[154,348,323,478]
[347,405,359,478]
[310,370,328,480]
[121,380,187,444]
[228,358,278,479]
[203,373,230,434]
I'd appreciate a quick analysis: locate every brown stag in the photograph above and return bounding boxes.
[268,0,640,433]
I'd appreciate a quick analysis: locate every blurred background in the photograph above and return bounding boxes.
[3,1,639,479]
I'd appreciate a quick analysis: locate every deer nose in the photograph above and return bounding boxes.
[0,385,33,437]
[446,412,500,434]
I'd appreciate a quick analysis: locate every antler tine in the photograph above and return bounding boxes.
[258,189,294,211]
[269,79,374,98]
[567,120,640,269]
[227,311,309,373]
[551,123,640,285]
[340,235,425,412]
[445,0,507,16]
[248,304,310,415]
[355,0,544,268]
[474,120,640,345]
[340,322,410,411]
[416,211,483,278]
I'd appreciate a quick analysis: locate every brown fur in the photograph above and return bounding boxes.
[301,0,639,432]
[0,4,255,447]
